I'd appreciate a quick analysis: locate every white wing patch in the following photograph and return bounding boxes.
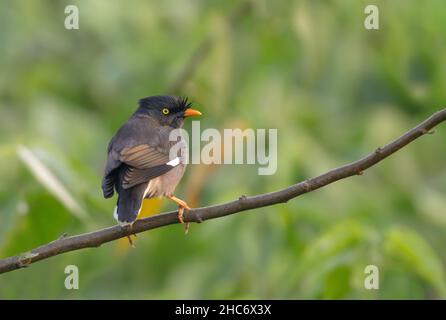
[166,157,180,167]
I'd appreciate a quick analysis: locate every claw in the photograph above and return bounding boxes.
[168,195,191,234]
[127,235,136,248]
[178,205,190,234]
[126,222,136,248]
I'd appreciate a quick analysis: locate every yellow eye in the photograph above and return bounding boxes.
[162,108,169,115]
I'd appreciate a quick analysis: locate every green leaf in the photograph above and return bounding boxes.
[384,226,446,297]
[323,265,351,299]
[286,220,374,297]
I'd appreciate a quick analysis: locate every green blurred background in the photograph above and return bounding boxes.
[1,0,446,299]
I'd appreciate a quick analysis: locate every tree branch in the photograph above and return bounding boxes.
[1,108,446,274]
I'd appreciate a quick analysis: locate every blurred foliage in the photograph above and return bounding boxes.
[1,0,446,299]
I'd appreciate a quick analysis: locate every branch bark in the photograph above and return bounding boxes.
[1,108,446,274]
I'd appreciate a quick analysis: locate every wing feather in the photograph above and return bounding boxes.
[119,144,180,188]
[120,145,170,169]
[122,164,175,189]
[102,118,184,199]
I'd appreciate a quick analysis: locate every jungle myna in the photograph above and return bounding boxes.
[102,95,201,233]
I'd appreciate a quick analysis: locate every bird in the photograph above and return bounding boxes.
[102,95,201,234]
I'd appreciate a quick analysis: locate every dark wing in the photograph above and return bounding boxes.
[119,144,178,189]
[102,147,121,198]
[102,119,181,198]
[119,144,168,168]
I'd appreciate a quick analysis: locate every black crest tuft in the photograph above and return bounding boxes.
[137,95,192,112]
[178,96,192,110]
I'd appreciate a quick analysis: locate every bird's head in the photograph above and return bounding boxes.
[136,95,201,128]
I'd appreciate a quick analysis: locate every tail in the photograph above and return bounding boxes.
[114,183,147,224]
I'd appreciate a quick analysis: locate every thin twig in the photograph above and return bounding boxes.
[0,108,445,274]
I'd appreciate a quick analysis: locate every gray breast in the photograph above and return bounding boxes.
[144,136,187,198]
[144,163,186,198]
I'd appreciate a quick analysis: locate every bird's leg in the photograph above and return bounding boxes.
[178,206,190,234]
[127,235,135,248]
[168,195,191,234]
[126,222,136,248]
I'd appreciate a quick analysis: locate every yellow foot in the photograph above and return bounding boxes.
[178,206,190,234]
[127,235,136,248]
[126,222,136,248]
[168,195,191,234]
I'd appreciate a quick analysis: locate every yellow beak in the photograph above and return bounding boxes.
[184,108,202,117]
